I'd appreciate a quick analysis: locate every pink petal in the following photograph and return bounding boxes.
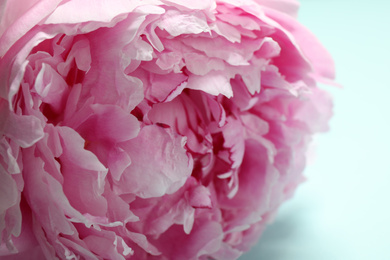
[160,0,216,11]
[222,117,245,169]
[57,36,91,76]
[211,20,241,43]
[264,7,335,80]
[183,53,225,76]
[0,102,44,148]
[155,220,223,260]
[83,233,132,260]
[57,127,108,216]
[43,0,139,25]
[0,0,63,57]
[292,88,333,133]
[257,0,300,18]
[158,9,210,37]
[0,137,21,174]
[104,183,139,224]
[22,148,75,237]
[33,63,68,113]
[107,146,132,182]
[83,20,146,112]
[124,230,161,256]
[115,125,193,198]
[145,72,187,102]
[0,203,44,258]
[187,184,212,209]
[181,33,264,66]
[187,72,233,98]
[76,104,140,143]
[0,167,20,244]
[0,26,57,106]
[219,140,278,216]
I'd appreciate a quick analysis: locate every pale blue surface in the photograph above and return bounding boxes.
[240,0,390,259]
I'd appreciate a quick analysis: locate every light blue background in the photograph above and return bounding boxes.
[240,0,390,259]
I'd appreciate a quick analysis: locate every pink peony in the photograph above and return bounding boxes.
[0,0,334,259]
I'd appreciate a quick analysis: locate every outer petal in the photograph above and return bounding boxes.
[292,88,333,133]
[0,0,63,57]
[256,0,300,18]
[263,7,335,80]
[0,29,57,106]
[43,0,140,25]
[160,0,216,11]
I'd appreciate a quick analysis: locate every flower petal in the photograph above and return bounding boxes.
[0,103,44,148]
[115,125,193,198]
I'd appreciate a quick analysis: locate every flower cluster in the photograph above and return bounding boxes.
[0,0,333,259]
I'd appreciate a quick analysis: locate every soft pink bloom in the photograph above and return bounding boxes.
[0,0,334,259]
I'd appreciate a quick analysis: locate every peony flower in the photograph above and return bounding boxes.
[0,0,334,259]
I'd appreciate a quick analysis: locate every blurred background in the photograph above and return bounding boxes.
[240,0,390,259]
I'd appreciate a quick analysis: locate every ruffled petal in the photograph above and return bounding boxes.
[57,127,108,217]
[0,0,334,258]
[76,104,140,143]
[115,125,193,198]
[0,103,44,148]
[158,9,210,36]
